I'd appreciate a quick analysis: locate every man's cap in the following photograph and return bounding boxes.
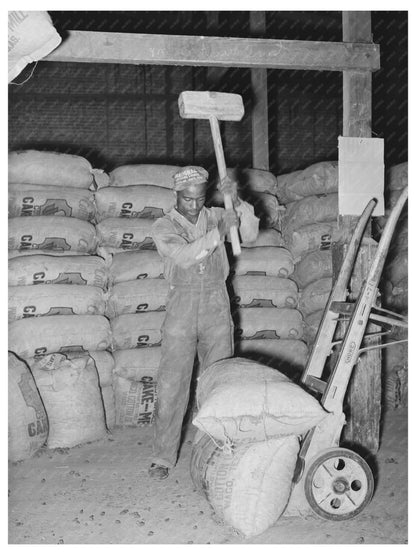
[173,166,209,191]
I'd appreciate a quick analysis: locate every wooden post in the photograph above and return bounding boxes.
[250,11,269,170]
[206,12,228,86]
[337,11,382,454]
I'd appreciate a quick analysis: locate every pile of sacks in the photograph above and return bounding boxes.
[7,152,310,457]
[375,162,408,409]
[207,167,308,376]
[191,357,328,538]
[96,164,179,427]
[8,350,112,461]
[276,162,341,346]
[229,243,308,377]
[8,151,115,443]
[98,163,307,421]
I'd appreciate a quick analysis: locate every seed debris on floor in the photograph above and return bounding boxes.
[9,409,408,544]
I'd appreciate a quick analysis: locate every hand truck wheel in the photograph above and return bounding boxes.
[304,448,374,521]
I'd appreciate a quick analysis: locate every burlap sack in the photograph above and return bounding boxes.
[190,433,299,538]
[32,354,107,448]
[231,275,298,308]
[8,150,108,189]
[194,357,326,442]
[8,184,95,220]
[8,216,97,253]
[8,253,107,288]
[8,352,48,462]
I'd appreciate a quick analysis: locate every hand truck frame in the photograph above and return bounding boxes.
[285,186,408,520]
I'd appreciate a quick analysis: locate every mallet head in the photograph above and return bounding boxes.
[178,91,244,121]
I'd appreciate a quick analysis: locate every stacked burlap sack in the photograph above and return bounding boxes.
[8,150,115,443]
[9,350,108,458]
[96,164,179,427]
[8,352,48,462]
[208,167,283,230]
[375,162,408,409]
[205,166,307,377]
[276,162,341,346]
[229,240,308,378]
[190,357,329,538]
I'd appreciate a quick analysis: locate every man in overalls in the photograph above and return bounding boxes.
[149,166,259,479]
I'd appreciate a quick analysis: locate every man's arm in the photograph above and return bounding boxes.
[151,218,221,269]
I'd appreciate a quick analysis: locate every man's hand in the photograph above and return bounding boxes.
[219,176,240,206]
[218,209,239,239]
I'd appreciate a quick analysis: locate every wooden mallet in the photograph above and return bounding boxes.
[178,91,245,256]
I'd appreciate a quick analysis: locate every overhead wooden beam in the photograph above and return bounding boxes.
[44,30,380,72]
[250,12,269,170]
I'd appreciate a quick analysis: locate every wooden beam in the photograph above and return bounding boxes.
[336,11,382,455]
[250,12,269,170]
[44,30,380,72]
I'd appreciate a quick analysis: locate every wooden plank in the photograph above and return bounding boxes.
[44,30,380,72]
[336,11,381,454]
[250,12,269,170]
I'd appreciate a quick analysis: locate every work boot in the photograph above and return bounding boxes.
[148,463,169,480]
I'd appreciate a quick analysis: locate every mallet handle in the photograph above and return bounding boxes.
[209,116,241,256]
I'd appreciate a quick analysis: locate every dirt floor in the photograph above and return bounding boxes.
[8,407,407,545]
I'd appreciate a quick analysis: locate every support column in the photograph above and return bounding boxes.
[337,11,382,454]
[250,11,269,170]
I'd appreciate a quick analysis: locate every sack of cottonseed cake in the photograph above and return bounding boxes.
[298,278,332,317]
[231,275,298,309]
[107,250,164,284]
[9,315,112,359]
[8,254,107,288]
[8,150,108,189]
[193,357,327,443]
[113,347,161,382]
[114,375,157,426]
[190,432,299,537]
[275,161,338,203]
[8,284,106,322]
[231,246,294,278]
[94,185,175,221]
[8,184,95,221]
[8,352,48,462]
[96,218,155,251]
[8,216,97,253]
[108,164,181,189]
[31,353,107,448]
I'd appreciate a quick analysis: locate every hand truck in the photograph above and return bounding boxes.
[284,186,408,521]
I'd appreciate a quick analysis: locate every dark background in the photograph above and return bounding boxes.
[8,11,407,176]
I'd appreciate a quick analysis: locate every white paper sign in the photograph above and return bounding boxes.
[338,137,385,216]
